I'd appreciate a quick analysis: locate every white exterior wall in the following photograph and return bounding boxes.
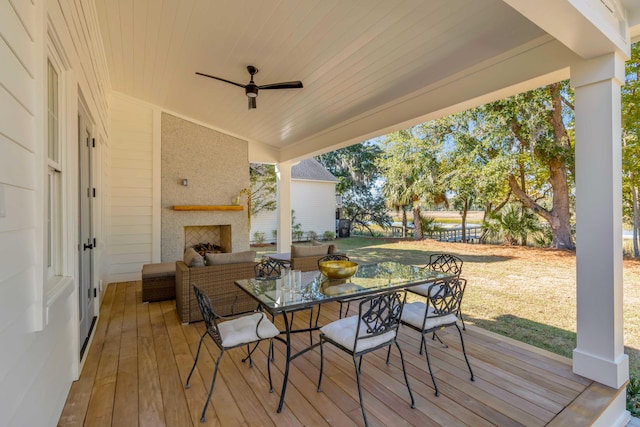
[251,179,336,243]
[251,209,278,242]
[0,0,110,426]
[292,180,336,238]
[109,94,156,282]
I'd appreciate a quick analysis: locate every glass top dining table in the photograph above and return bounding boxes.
[235,261,454,314]
[234,261,456,413]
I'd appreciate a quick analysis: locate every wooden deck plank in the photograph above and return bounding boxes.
[59,282,620,427]
[148,302,193,427]
[83,280,127,426]
[136,286,166,427]
[112,282,140,427]
[58,282,117,426]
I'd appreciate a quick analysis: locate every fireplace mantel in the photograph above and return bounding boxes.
[172,205,244,211]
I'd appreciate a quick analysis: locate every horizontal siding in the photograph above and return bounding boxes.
[250,209,278,243]
[109,94,154,282]
[250,180,336,242]
[291,180,336,236]
[0,134,36,189]
[0,0,111,425]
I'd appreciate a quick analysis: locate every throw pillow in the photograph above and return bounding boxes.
[205,250,257,265]
[184,247,205,267]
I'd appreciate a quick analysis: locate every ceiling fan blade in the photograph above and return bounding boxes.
[196,72,246,89]
[258,81,303,90]
[248,97,257,110]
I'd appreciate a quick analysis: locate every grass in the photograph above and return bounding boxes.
[263,236,640,380]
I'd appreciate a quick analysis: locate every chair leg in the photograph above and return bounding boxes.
[317,338,325,392]
[459,310,466,330]
[242,342,260,366]
[432,331,447,348]
[456,324,474,381]
[395,341,416,409]
[186,331,207,388]
[201,349,225,422]
[353,355,370,426]
[422,333,439,396]
[267,339,274,393]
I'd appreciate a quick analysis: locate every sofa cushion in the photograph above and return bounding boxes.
[142,262,176,278]
[205,250,256,265]
[291,244,331,258]
[184,247,205,267]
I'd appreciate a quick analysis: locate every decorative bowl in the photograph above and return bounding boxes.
[318,260,359,279]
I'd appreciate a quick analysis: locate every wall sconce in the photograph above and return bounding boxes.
[181,179,188,187]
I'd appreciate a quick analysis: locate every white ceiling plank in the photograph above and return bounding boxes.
[95,0,635,157]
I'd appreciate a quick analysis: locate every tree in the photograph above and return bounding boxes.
[623,42,640,257]
[456,83,575,249]
[438,110,512,243]
[377,127,446,240]
[249,163,277,216]
[316,142,390,234]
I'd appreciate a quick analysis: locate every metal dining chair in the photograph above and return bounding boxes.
[185,285,280,422]
[317,290,415,426]
[407,253,466,330]
[399,278,474,396]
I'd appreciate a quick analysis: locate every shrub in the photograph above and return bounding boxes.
[306,231,318,241]
[252,231,265,244]
[292,230,304,241]
[628,376,640,416]
[323,231,335,241]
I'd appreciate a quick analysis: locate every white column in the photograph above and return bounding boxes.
[275,161,293,253]
[572,52,628,389]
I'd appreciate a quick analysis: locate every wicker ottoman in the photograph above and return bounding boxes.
[142,262,176,302]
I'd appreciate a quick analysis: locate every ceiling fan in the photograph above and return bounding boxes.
[196,66,303,110]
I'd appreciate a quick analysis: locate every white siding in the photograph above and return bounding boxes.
[291,180,336,237]
[109,94,155,282]
[251,209,278,243]
[251,179,336,242]
[0,0,109,426]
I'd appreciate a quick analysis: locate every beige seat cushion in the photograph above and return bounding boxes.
[401,302,458,330]
[141,262,176,278]
[291,244,331,258]
[205,250,256,265]
[218,312,280,347]
[320,315,396,353]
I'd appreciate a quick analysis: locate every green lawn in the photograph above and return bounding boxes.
[260,236,640,380]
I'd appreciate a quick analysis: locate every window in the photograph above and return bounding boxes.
[46,59,62,280]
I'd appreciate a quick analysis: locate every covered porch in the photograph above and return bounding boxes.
[59,281,620,426]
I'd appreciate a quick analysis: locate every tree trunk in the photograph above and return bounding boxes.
[402,208,408,238]
[633,185,639,257]
[412,204,423,240]
[461,198,468,242]
[508,172,574,250]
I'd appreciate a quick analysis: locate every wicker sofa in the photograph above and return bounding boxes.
[175,250,260,323]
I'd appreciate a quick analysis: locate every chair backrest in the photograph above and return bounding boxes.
[254,258,288,279]
[427,253,463,276]
[426,278,466,319]
[356,290,405,342]
[192,285,223,344]
[317,253,350,268]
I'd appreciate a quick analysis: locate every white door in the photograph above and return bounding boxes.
[78,106,96,359]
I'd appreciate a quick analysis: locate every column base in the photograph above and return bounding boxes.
[573,348,628,388]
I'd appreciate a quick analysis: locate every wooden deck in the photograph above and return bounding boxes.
[58,281,622,426]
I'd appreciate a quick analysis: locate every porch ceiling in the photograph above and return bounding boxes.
[94,0,626,161]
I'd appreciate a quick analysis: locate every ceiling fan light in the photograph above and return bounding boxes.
[245,85,258,98]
